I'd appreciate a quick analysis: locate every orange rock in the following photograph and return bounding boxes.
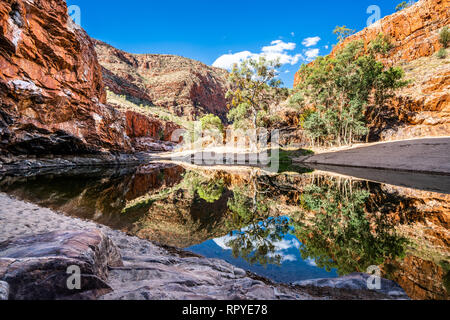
[0,0,134,155]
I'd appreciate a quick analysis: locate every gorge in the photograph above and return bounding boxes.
[0,0,449,301]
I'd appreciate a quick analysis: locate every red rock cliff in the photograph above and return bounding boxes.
[94,40,230,121]
[0,0,133,155]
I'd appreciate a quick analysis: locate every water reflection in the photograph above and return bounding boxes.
[0,163,448,300]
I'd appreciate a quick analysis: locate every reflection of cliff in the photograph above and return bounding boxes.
[283,175,449,300]
[371,185,450,300]
[0,164,185,231]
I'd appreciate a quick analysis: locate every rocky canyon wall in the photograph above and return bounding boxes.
[0,0,183,159]
[94,40,230,122]
[0,0,136,156]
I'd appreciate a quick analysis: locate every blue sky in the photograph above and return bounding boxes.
[67,0,401,87]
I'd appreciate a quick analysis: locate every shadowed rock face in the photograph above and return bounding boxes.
[94,40,230,121]
[293,0,450,141]
[0,230,123,300]
[0,0,135,156]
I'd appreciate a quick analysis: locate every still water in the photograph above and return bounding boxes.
[0,163,448,300]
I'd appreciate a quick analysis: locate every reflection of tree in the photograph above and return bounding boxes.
[292,177,408,275]
[225,170,290,266]
[183,171,225,203]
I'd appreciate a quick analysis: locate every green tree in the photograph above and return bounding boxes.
[199,114,224,143]
[293,36,407,147]
[200,114,224,133]
[226,57,282,130]
[333,25,355,43]
[439,26,449,48]
[226,183,290,266]
[395,1,416,11]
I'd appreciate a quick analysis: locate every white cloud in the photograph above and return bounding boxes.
[302,36,321,47]
[324,45,329,50]
[212,40,304,70]
[304,48,320,61]
[212,51,255,70]
[291,32,295,37]
[262,40,296,53]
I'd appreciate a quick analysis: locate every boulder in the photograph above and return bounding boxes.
[0,230,123,300]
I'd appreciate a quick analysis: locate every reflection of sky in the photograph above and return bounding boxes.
[188,218,338,284]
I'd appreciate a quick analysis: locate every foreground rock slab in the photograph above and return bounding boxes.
[0,230,122,300]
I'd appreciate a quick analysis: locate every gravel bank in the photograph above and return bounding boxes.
[295,138,450,175]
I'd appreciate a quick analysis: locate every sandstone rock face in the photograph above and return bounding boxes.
[0,230,123,300]
[94,40,230,121]
[294,0,450,141]
[0,0,136,156]
[125,110,181,151]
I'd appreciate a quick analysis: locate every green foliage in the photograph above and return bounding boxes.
[200,114,224,133]
[292,37,407,147]
[183,171,225,203]
[437,48,448,59]
[293,178,408,275]
[226,57,283,129]
[439,26,450,48]
[369,33,394,55]
[288,92,305,109]
[395,1,413,11]
[333,25,355,43]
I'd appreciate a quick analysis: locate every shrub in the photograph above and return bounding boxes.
[439,26,449,48]
[437,48,447,59]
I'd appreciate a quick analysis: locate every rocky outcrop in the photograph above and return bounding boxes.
[0,0,135,156]
[0,230,123,300]
[294,0,450,141]
[94,40,230,121]
[125,110,181,151]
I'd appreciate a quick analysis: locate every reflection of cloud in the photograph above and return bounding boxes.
[213,40,303,70]
[305,258,317,267]
[213,235,235,250]
[213,233,301,263]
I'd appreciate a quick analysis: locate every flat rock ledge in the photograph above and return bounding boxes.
[0,193,409,300]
